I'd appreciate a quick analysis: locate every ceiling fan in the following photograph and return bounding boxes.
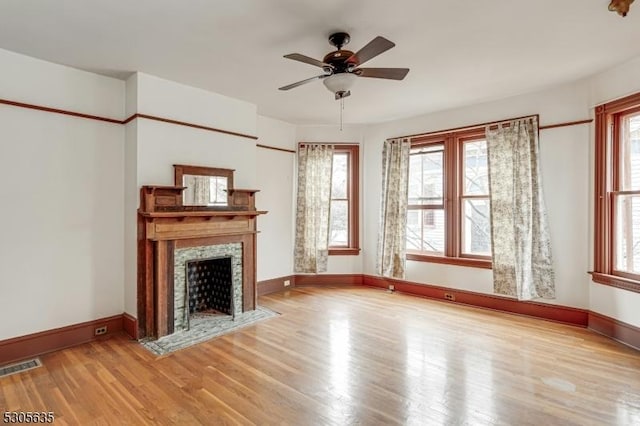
[279,32,409,100]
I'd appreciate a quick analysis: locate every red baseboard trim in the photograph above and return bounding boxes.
[363,275,589,327]
[258,275,296,296]
[588,312,640,350]
[122,313,138,340]
[295,273,364,287]
[0,315,124,365]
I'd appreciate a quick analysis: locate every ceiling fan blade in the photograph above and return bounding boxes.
[355,68,410,80]
[284,53,331,69]
[278,74,327,91]
[346,36,395,66]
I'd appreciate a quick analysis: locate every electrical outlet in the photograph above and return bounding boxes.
[94,326,107,336]
[444,293,455,301]
[284,279,291,287]
[388,284,395,291]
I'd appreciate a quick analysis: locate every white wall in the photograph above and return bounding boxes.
[360,80,592,309]
[295,125,366,274]
[123,73,259,316]
[0,49,125,340]
[255,116,296,281]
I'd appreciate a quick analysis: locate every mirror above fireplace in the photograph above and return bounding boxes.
[174,164,235,207]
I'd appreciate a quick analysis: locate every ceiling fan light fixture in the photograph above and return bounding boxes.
[323,72,357,96]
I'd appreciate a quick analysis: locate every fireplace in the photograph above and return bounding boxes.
[187,257,233,316]
[137,166,266,340]
[174,243,243,332]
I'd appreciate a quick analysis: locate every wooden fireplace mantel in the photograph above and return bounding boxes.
[137,184,266,339]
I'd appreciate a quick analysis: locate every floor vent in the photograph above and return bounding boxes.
[0,358,42,378]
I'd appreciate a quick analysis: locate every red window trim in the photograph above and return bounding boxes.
[593,92,640,293]
[407,128,492,269]
[326,144,360,255]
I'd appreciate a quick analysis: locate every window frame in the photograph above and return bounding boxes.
[328,144,360,256]
[593,92,640,293]
[406,128,492,269]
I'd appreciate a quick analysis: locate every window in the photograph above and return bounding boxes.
[329,144,360,255]
[594,92,640,292]
[406,128,492,268]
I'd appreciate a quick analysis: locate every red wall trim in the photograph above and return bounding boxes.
[123,113,258,140]
[0,98,259,141]
[362,275,589,327]
[0,98,122,124]
[295,274,364,287]
[258,275,296,296]
[256,144,296,154]
[589,311,640,350]
[0,315,124,365]
[122,313,138,340]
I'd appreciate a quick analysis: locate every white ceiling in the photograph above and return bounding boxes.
[1,1,639,125]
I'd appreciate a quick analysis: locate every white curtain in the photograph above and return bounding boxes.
[486,117,555,300]
[376,138,411,279]
[294,144,334,273]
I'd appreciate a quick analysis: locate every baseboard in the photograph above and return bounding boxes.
[122,313,138,340]
[258,275,296,296]
[363,275,589,327]
[588,312,640,350]
[0,314,124,365]
[295,273,364,287]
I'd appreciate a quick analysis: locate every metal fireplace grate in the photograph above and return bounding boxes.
[0,358,42,378]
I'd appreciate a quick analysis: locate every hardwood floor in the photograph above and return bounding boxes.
[2,286,639,425]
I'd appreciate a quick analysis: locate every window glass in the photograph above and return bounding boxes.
[463,140,489,195]
[406,209,445,253]
[462,199,492,255]
[331,153,348,199]
[409,144,444,206]
[621,113,640,191]
[329,199,348,246]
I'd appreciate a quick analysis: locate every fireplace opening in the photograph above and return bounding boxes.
[186,256,233,317]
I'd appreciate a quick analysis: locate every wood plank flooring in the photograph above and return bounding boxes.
[1,286,639,425]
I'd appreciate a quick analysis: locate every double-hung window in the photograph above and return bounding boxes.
[594,93,640,291]
[406,128,492,268]
[328,144,360,255]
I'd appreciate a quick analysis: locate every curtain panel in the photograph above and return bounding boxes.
[486,117,555,300]
[294,144,335,273]
[376,138,411,279]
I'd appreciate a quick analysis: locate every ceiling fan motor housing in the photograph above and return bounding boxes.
[323,50,357,73]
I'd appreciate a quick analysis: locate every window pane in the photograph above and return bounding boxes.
[464,140,489,195]
[332,153,348,199]
[329,200,348,246]
[462,199,491,255]
[406,209,445,253]
[409,145,444,205]
[615,194,640,274]
[621,113,640,191]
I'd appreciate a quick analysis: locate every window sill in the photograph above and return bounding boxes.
[406,253,492,269]
[591,272,640,294]
[329,248,361,256]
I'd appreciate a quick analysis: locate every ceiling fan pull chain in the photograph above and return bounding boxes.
[340,97,344,131]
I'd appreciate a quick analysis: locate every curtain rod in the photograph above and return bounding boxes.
[390,114,593,141]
